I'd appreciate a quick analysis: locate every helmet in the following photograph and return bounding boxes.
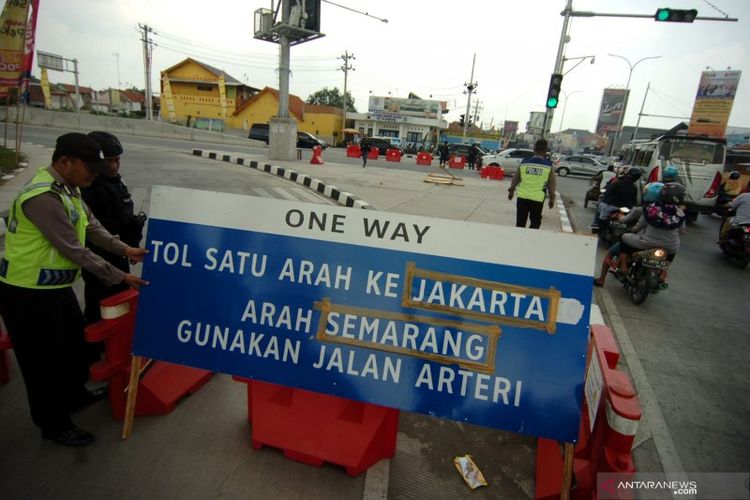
[643,182,664,203]
[662,165,679,181]
[626,167,642,181]
[660,183,686,204]
[729,171,740,180]
[88,131,123,158]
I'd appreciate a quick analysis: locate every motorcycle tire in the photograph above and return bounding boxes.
[728,253,749,269]
[627,270,650,305]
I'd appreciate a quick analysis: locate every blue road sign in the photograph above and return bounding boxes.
[133,186,597,442]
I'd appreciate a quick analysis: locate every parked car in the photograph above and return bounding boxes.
[248,123,269,144]
[555,154,606,177]
[481,148,535,175]
[367,136,403,155]
[297,131,327,149]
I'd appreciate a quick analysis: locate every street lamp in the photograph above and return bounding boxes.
[558,90,583,133]
[607,53,661,155]
[562,55,595,76]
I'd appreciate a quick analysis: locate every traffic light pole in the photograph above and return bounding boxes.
[542,0,573,139]
[543,1,737,141]
[462,53,477,144]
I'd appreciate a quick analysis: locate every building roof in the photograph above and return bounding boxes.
[233,86,305,121]
[305,103,341,114]
[161,57,247,86]
[120,90,145,103]
[58,83,94,95]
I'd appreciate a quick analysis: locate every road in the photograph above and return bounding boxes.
[6,126,749,476]
[558,173,750,474]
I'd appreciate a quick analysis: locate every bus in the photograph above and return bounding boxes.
[619,134,726,220]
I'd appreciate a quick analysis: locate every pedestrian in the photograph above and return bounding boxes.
[0,133,149,447]
[467,144,479,170]
[507,139,556,229]
[438,140,450,168]
[81,132,147,328]
[360,136,371,168]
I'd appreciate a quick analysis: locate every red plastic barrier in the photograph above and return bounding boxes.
[310,145,324,165]
[480,166,505,180]
[234,378,399,477]
[448,154,466,169]
[85,289,213,420]
[535,324,641,500]
[416,152,432,166]
[0,327,11,385]
[367,149,379,160]
[346,144,361,158]
[385,148,402,162]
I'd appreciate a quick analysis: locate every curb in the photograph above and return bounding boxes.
[556,191,573,233]
[192,149,372,210]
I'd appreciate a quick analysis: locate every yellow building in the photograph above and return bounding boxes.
[231,87,343,144]
[160,58,259,126]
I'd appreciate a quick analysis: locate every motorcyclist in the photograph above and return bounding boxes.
[592,167,641,232]
[616,183,686,287]
[717,171,742,207]
[593,182,664,286]
[719,178,750,240]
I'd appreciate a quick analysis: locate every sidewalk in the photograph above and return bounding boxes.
[0,143,571,500]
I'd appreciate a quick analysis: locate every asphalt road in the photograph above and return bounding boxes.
[8,125,749,475]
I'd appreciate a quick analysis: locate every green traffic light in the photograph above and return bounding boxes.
[546,97,558,108]
[656,8,669,21]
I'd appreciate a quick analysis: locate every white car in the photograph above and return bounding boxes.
[480,148,535,175]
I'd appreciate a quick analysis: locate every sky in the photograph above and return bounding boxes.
[29,0,750,133]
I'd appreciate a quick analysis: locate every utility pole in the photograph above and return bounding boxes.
[139,24,154,120]
[472,99,482,126]
[543,0,573,138]
[72,59,81,115]
[339,50,355,139]
[463,53,477,144]
[113,52,122,90]
[632,81,650,141]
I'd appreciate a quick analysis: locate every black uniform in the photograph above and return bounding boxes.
[81,175,145,324]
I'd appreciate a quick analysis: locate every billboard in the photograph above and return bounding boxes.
[527,112,545,134]
[595,88,629,138]
[369,96,441,118]
[133,186,597,443]
[0,0,28,87]
[503,121,518,138]
[688,70,742,138]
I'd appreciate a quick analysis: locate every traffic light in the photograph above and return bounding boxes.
[459,114,465,127]
[654,8,698,22]
[545,73,563,109]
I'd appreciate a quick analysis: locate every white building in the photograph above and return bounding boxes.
[349,95,448,146]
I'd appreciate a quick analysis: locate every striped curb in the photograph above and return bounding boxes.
[192,149,372,210]
[556,192,573,233]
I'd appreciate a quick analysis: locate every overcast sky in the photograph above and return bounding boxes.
[32,0,750,133]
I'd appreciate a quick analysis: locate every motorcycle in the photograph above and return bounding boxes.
[596,207,631,247]
[718,216,750,269]
[610,247,672,305]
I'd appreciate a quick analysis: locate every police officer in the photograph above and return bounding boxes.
[507,139,556,229]
[81,131,146,326]
[0,133,148,447]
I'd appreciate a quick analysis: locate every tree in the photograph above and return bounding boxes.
[306,87,356,112]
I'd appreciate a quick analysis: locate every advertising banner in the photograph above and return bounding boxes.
[503,121,518,138]
[0,0,28,88]
[133,186,596,442]
[369,95,441,118]
[595,88,629,137]
[687,70,742,138]
[528,112,545,134]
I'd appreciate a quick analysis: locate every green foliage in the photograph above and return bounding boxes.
[306,87,357,112]
[0,146,26,174]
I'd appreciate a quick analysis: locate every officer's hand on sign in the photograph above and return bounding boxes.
[122,273,149,290]
[125,246,148,263]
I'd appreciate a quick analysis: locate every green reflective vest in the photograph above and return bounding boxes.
[0,167,88,289]
[517,160,552,202]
